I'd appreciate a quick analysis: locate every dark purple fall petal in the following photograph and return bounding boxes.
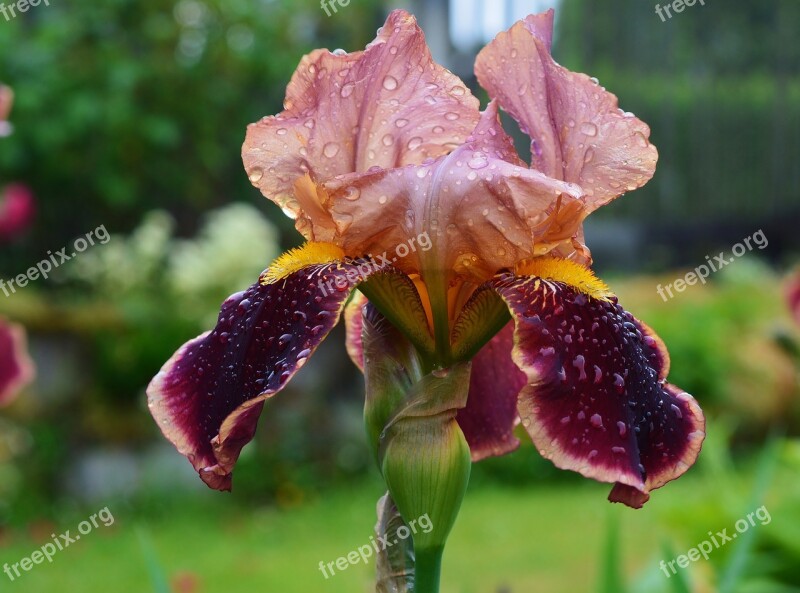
[491,274,705,508]
[456,322,527,461]
[147,263,371,490]
[0,317,34,406]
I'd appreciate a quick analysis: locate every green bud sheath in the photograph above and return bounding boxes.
[362,304,472,593]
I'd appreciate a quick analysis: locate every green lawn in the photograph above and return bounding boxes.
[0,477,692,593]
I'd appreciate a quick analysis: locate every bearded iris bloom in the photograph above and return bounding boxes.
[148,9,704,590]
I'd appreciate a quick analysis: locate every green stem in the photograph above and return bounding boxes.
[414,546,443,593]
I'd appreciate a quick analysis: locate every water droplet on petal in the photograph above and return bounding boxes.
[432,125,444,134]
[584,147,595,164]
[407,137,423,150]
[383,75,398,90]
[468,153,489,169]
[248,168,264,183]
[580,122,598,137]
[340,83,355,98]
[382,134,394,147]
[444,112,460,121]
[323,142,340,158]
[395,118,409,128]
[343,186,360,201]
[590,414,604,428]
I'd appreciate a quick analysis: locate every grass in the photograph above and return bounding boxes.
[0,476,695,593]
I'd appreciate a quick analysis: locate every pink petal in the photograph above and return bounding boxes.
[0,317,35,407]
[242,9,480,241]
[475,10,658,210]
[324,102,585,280]
[0,184,36,240]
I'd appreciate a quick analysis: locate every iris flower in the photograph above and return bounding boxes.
[148,9,704,588]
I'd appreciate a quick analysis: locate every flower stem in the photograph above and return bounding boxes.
[414,546,443,593]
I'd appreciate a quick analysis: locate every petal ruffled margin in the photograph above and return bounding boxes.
[0,317,35,407]
[475,10,658,210]
[488,269,704,508]
[242,9,480,242]
[147,261,380,490]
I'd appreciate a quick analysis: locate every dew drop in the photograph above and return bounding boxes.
[383,75,399,90]
[395,118,409,128]
[432,125,444,134]
[580,122,598,137]
[444,112,460,121]
[323,142,340,158]
[340,83,355,98]
[382,134,394,147]
[407,137,423,150]
[617,421,627,437]
[343,186,360,201]
[248,168,264,183]
[590,414,604,428]
[468,153,489,169]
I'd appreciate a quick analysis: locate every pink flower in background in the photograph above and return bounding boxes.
[787,270,800,326]
[0,317,34,407]
[0,184,36,241]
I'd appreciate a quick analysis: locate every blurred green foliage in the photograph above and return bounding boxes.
[0,0,384,269]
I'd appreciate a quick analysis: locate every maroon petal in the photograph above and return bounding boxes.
[456,322,527,461]
[0,317,34,406]
[147,262,370,490]
[490,273,705,508]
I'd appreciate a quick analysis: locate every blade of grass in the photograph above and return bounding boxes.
[660,540,693,593]
[718,432,782,593]
[136,525,171,593]
[598,510,627,593]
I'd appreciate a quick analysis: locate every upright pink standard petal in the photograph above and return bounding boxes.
[475,10,658,210]
[242,9,480,242]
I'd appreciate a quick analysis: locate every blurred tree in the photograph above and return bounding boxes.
[0,0,384,270]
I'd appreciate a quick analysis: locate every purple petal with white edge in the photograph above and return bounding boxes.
[147,262,374,491]
[490,273,705,508]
